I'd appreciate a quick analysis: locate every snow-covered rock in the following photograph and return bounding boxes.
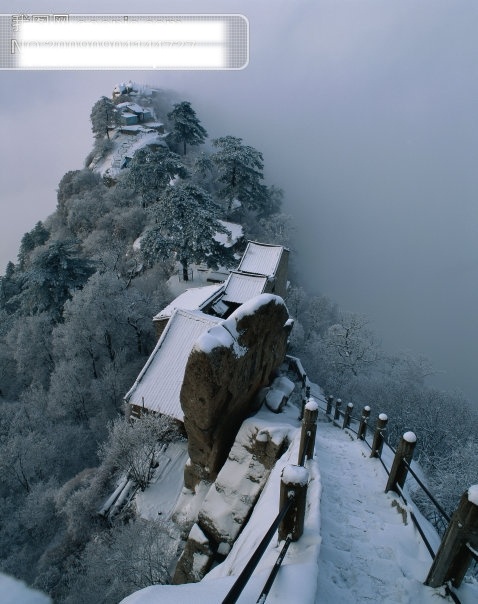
[174,415,292,583]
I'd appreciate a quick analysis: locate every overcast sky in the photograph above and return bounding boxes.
[1,0,478,404]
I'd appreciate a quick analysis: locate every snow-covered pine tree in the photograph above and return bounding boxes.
[141,182,231,281]
[211,135,271,216]
[90,96,118,140]
[17,221,49,270]
[167,101,208,155]
[125,146,188,207]
[15,240,95,318]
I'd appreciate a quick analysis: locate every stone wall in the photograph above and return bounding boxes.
[180,294,292,489]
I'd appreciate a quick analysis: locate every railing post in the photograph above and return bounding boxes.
[385,432,417,494]
[342,402,354,429]
[298,400,318,465]
[326,395,334,415]
[279,465,309,542]
[357,405,371,440]
[298,385,311,421]
[333,398,342,421]
[425,485,478,588]
[370,413,388,458]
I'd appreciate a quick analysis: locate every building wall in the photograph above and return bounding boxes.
[153,318,169,340]
[272,249,290,298]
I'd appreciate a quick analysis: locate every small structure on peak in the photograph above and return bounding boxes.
[112,80,158,98]
[116,102,154,124]
[237,241,289,298]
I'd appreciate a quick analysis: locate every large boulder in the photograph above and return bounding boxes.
[180,294,291,488]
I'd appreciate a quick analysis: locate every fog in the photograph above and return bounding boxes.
[1,0,477,403]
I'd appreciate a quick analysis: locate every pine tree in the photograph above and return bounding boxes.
[211,135,270,215]
[125,146,188,207]
[57,169,102,216]
[0,262,21,314]
[167,101,208,155]
[18,221,50,269]
[15,240,95,317]
[90,96,118,140]
[141,183,231,281]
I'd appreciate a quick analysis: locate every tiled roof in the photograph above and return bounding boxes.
[222,271,268,305]
[153,284,224,320]
[125,310,222,420]
[237,241,285,277]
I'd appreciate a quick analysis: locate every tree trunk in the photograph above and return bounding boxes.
[182,262,189,281]
[183,140,187,155]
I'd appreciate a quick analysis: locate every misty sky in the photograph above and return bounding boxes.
[1,0,478,404]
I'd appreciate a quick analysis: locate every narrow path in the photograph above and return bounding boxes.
[314,420,447,603]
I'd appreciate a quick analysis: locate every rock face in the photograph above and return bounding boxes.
[180,294,291,489]
[173,417,291,584]
[172,523,214,585]
[198,420,289,547]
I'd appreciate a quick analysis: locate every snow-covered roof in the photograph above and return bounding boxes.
[125,309,222,420]
[121,111,137,119]
[126,103,148,114]
[117,102,151,114]
[145,121,164,128]
[153,284,224,321]
[236,241,285,277]
[222,272,268,305]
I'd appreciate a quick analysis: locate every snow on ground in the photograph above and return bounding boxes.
[122,407,321,603]
[166,266,228,298]
[0,573,51,604]
[135,441,189,521]
[315,420,445,603]
[121,390,478,604]
[214,220,244,247]
[92,130,166,177]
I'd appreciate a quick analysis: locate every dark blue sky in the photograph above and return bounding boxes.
[1,0,478,403]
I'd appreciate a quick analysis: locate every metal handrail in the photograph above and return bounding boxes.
[321,398,456,560]
[357,415,450,528]
[256,535,293,603]
[395,483,436,559]
[402,459,451,523]
[221,494,295,604]
[285,361,472,590]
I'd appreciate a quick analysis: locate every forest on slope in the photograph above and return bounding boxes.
[0,84,476,602]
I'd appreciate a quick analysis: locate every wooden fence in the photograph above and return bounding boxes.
[311,388,478,601]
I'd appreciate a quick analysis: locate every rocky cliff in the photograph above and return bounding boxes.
[180,294,292,489]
